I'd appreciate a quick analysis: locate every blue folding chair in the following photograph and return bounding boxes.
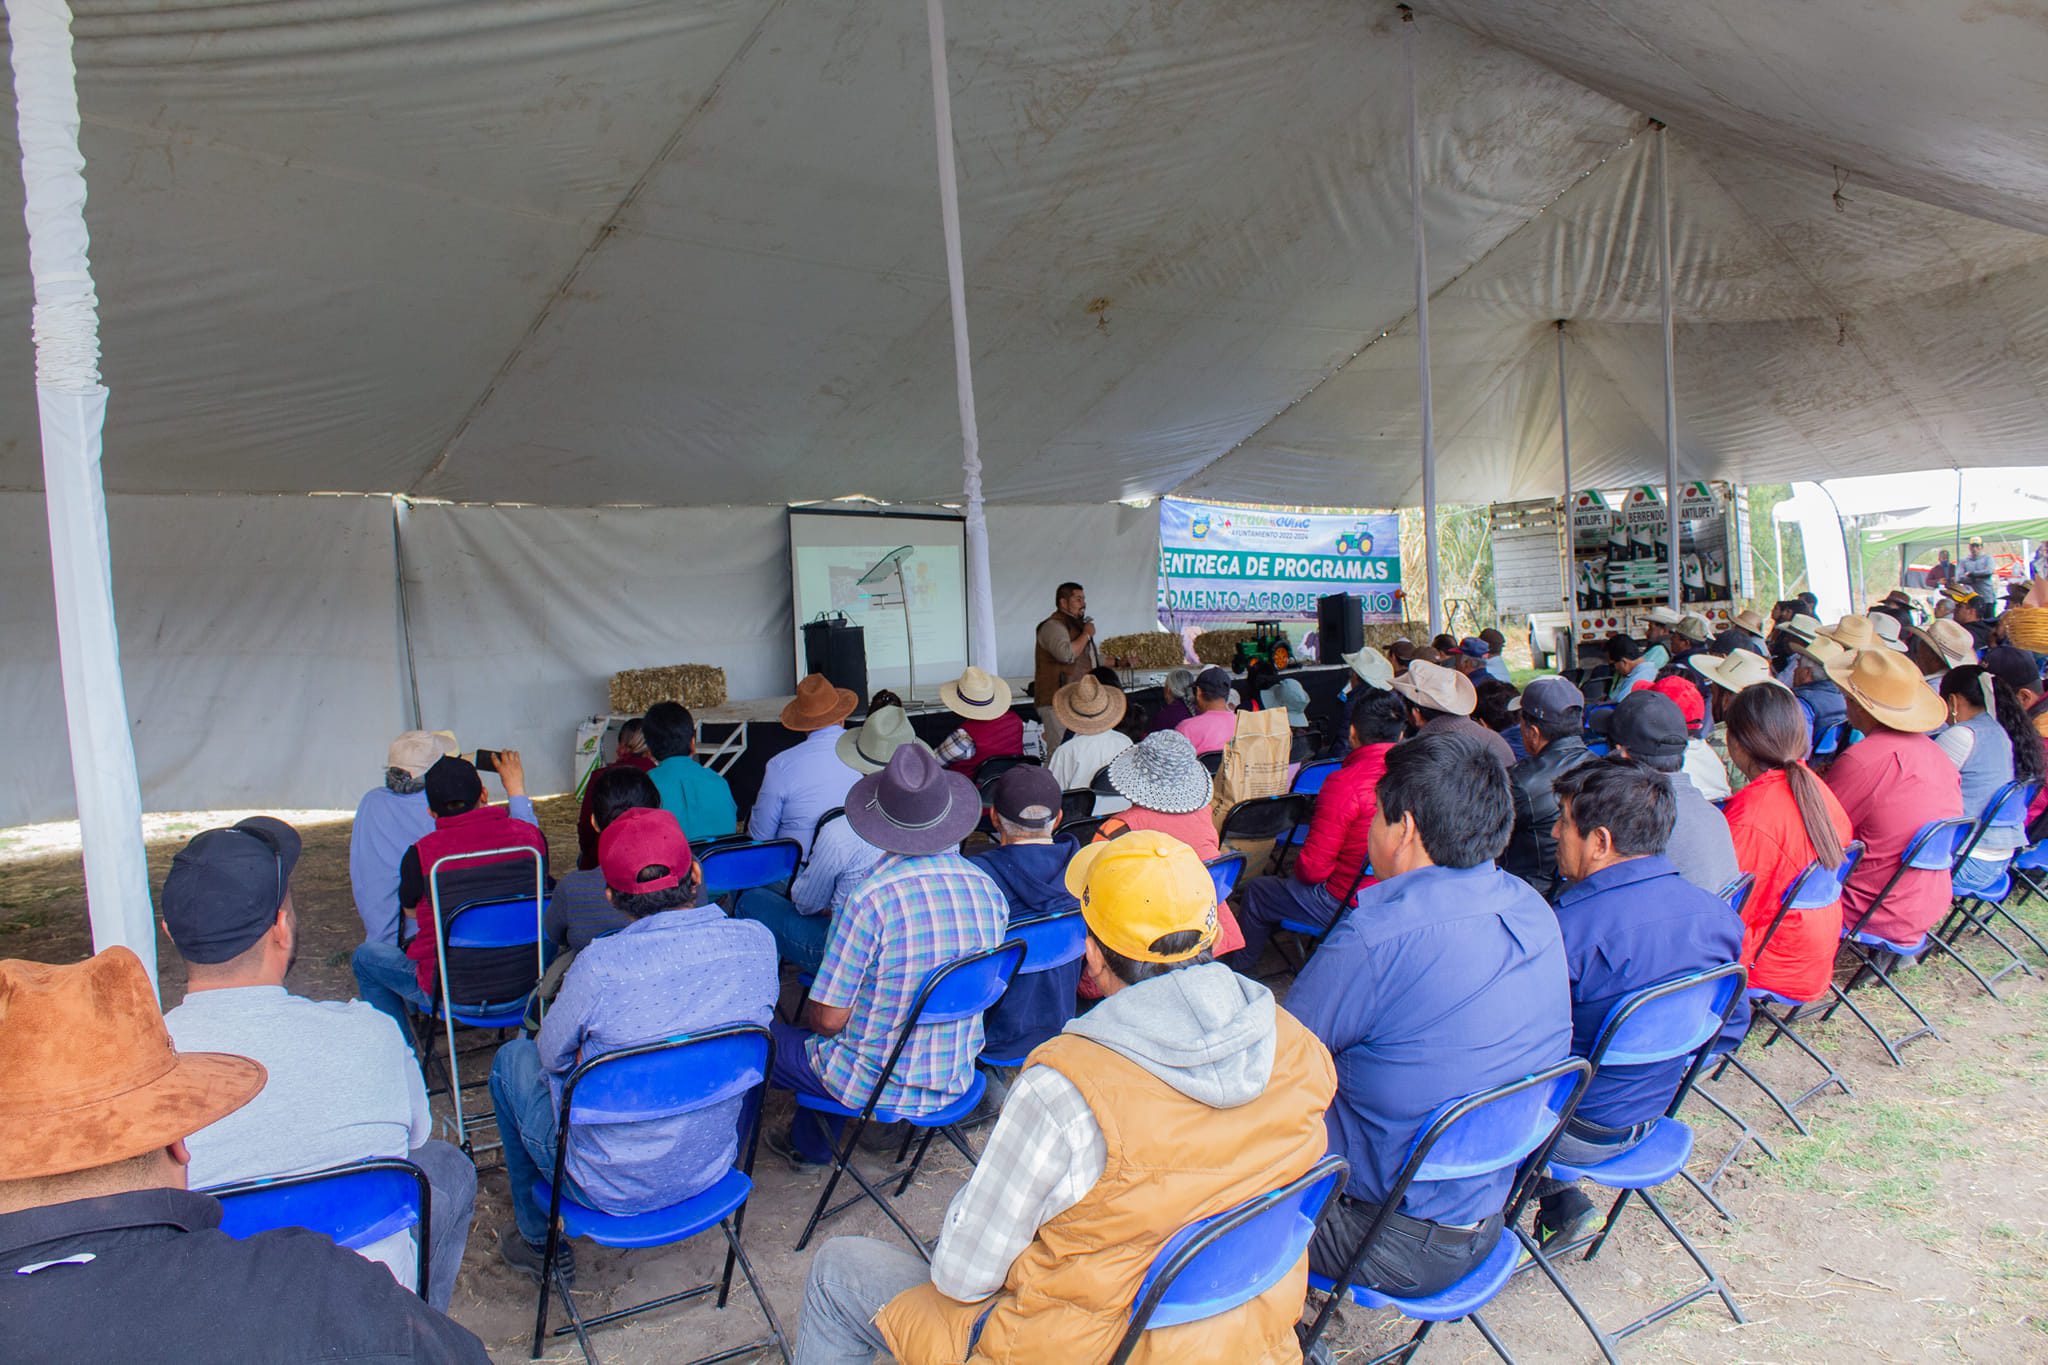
[978,913,1086,1070]
[793,940,1027,1256]
[1709,846,1864,1145]
[1290,758,1343,795]
[1516,963,1748,1364]
[1935,781,2043,994]
[1821,817,1973,1064]
[1207,851,1248,902]
[1717,873,1755,918]
[425,846,548,1156]
[1111,1155,1348,1365]
[208,1157,430,1300]
[530,1023,789,1364]
[698,838,802,901]
[1811,719,1852,760]
[1301,1060,1594,1364]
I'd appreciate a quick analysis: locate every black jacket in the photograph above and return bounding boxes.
[1501,734,1596,901]
[0,1188,489,1363]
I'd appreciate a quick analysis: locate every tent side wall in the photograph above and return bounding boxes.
[1,495,1163,823]
[0,491,406,827]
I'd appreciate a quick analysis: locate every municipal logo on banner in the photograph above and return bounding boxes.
[1157,498,1402,623]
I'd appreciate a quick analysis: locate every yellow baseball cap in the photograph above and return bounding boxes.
[1063,830,1219,963]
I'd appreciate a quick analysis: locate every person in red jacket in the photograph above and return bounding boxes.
[1719,683,1854,1003]
[1225,688,1408,974]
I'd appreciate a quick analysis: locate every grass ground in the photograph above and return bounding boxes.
[4,800,2046,1362]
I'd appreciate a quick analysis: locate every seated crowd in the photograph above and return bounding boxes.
[7,573,2046,1363]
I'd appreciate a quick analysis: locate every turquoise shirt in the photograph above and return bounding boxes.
[648,755,739,845]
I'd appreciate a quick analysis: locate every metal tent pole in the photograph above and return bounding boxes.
[8,0,155,986]
[1402,7,1441,636]
[1555,321,1575,664]
[1655,122,1681,611]
[924,0,998,673]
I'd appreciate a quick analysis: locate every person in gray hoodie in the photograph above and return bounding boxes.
[792,830,1336,1365]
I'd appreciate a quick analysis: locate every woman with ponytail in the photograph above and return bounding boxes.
[1720,684,1855,1002]
[1937,664,2044,892]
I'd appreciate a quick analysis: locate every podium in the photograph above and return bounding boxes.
[803,616,867,711]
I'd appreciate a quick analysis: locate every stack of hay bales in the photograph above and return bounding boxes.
[609,663,728,713]
[1098,631,1186,669]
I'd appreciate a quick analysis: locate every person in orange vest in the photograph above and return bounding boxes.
[792,831,1336,1365]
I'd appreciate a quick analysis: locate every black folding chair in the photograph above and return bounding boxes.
[1054,815,1112,854]
[1820,817,1972,1063]
[1216,793,1314,875]
[1198,749,1224,775]
[792,940,1027,1256]
[807,806,846,862]
[1059,789,1097,823]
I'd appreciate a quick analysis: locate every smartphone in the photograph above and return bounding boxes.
[472,748,501,774]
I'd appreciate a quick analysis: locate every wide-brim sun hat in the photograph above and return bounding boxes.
[1797,634,1851,671]
[1824,643,1948,734]
[1389,658,1477,717]
[1341,645,1394,691]
[1907,618,1978,669]
[1687,649,1783,694]
[1053,675,1128,736]
[939,666,1013,721]
[1868,614,1911,653]
[836,705,931,774]
[1778,613,1824,644]
[1733,609,1767,635]
[780,672,859,731]
[0,947,266,1181]
[1106,729,1213,815]
[1819,614,1883,652]
[1675,614,1713,643]
[844,742,983,855]
[1646,605,1685,628]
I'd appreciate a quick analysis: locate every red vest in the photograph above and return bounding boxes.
[403,805,549,994]
[947,711,1024,778]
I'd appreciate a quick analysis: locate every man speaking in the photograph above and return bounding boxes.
[1035,581,1100,748]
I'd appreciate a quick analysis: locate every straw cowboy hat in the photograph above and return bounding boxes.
[1390,658,1477,717]
[1645,605,1685,628]
[1687,649,1783,694]
[1869,614,1911,653]
[1796,633,1851,671]
[0,947,266,1181]
[1052,675,1127,736]
[1777,613,1824,645]
[844,742,982,855]
[1825,641,1947,733]
[1907,618,1978,670]
[1341,645,1394,691]
[835,704,932,775]
[1732,608,1767,635]
[1818,614,1885,652]
[780,672,859,731]
[1675,613,1714,644]
[1107,730,1213,815]
[939,666,1013,721]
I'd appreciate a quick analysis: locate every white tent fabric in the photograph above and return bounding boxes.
[6,0,2048,824]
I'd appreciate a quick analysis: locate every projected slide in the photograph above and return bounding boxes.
[788,509,969,694]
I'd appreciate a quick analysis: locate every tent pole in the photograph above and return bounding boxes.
[8,0,155,988]
[1555,321,1576,666]
[1402,7,1441,636]
[1654,122,1680,612]
[924,0,997,675]
[391,496,423,730]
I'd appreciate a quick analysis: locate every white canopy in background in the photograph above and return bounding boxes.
[4,0,2048,823]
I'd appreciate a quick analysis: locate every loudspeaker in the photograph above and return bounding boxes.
[802,617,867,710]
[1317,593,1364,661]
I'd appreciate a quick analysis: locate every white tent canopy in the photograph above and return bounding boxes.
[5,0,2048,826]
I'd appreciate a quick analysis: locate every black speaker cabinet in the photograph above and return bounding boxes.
[1317,593,1364,661]
[802,617,868,710]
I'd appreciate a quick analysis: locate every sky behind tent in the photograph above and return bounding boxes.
[1,0,2045,510]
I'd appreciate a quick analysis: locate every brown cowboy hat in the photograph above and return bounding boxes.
[0,947,265,1180]
[1823,642,1947,734]
[1052,675,1127,736]
[780,672,859,732]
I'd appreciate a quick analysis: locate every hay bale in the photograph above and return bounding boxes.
[609,663,727,713]
[1193,628,1263,665]
[1099,631,1186,669]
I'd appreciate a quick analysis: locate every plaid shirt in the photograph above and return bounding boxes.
[806,850,1008,1115]
[930,1066,1106,1301]
[934,727,976,764]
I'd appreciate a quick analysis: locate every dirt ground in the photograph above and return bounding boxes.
[5,797,2048,1363]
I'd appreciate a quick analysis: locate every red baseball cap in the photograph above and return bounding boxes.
[598,806,693,893]
[1645,676,1707,731]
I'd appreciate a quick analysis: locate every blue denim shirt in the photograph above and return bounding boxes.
[1287,862,1572,1223]
[537,906,777,1212]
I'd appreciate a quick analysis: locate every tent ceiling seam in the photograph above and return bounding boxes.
[1164,115,1654,502]
[404,0,793,498]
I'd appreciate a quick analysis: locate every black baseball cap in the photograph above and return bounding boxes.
[990,765,1062,825]
[425,754,485,815]
[1194,666,1233,700]
[160,817,302,964]
[1608,690,1688,760]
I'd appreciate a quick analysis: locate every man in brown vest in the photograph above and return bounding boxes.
[792,830,1336,1365]
[1035,581,1100,749]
